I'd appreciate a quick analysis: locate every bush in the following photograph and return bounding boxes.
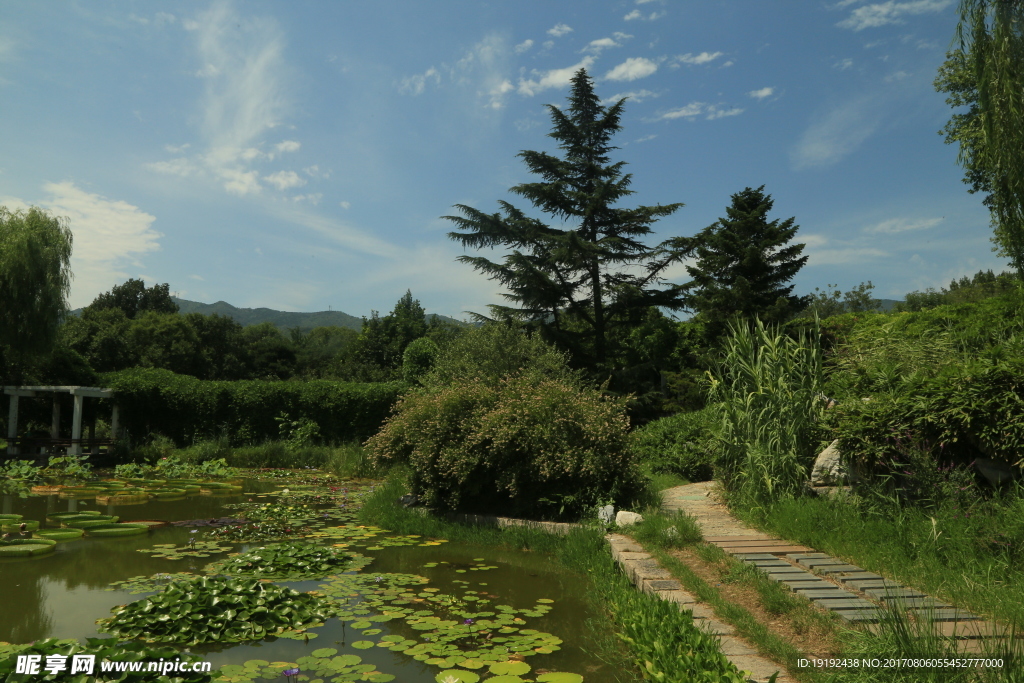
[103,368,404,447]
[401,336,439,384]
[366,374,645,520]
[629,406,718,481]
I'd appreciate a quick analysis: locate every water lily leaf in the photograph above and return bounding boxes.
[350,641,375,649]
[489,662,531,676]
[536,674,584,683]
[536,598,554,604]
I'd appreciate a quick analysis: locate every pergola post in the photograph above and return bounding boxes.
[70,394,84,456]
[51,397,61,439]
[111,404,120,440]
[6,394,18,456]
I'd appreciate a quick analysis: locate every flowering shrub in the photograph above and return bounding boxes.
[366,374,643,519]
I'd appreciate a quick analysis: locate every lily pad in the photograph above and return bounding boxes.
[34,528,85,541]
[435,671,480,683]
[0,538,56,556]
[536,674,584,683]
[489,662,531,676]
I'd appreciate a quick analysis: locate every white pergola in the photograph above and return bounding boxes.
[3,386,118,456]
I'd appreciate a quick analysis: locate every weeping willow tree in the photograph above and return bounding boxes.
[0,206,74,381]
[955,0,1024,276]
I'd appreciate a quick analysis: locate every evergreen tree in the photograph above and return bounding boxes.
[355,290,429,371]
[443,69,686,371]
[87,279,179,319]
[683,186,809,340]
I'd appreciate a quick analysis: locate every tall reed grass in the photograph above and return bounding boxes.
[707,318,828,509]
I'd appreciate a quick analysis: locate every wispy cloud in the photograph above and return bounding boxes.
[668,51,724,67]
[884,70,910,82]
[601,88,660,105]
[748,86,774,100]
[604,57,660,81]
[801,233,890,265]
[517,56,595,96]
[264,170,306,190]
[3,182,163,307]
[514,39,534,54]
[547,23,573,38]
[864,217,943,234]
[790,94,882,169]
[399,66,440,95]
[834,58,854,70]
[836,0,953,31]
[651,102,743,121]
[275,140,300,153]
[624,9,666,21]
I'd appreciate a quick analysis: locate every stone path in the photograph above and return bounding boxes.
[658,482,1010,652]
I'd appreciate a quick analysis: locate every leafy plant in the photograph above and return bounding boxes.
[204,542,362,580]
[41,454,92,482]
[628,406,719,481]
[97,575,338,644]
[113,462,151,479]
[0,459,42,482]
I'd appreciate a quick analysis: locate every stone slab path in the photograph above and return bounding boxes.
[659,482,1010,652]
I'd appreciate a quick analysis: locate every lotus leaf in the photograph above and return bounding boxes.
[97,575,337,645]
[140,540,233,560]
[204,542,367,579]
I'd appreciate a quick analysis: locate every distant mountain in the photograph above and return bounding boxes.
[877,298,901,312]
[69,297,470,332]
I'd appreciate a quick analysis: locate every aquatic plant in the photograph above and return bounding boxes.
[97,575,337,645]
[203,542,367,579]
[0,538,56,557]
[140,540,234,560]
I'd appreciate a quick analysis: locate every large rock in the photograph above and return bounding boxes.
[810,440,855,486]
[615,511,644,527]
[597,504,615,525]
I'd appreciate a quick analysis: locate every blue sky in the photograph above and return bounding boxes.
[0,0,1006,319]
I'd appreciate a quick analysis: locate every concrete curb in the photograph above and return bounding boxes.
[606,533,791,683]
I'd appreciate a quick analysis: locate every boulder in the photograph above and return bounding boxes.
[398,493,420,508]
[810,439,856,486]
[615,511,644,527]
[975,457,1018,487]
[597,504,615,525]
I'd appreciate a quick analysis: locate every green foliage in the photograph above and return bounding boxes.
[0,206,73,381]
[102,367,404,447]
[275,412,321,449]
[401,336,439,384]
[0,459,43,483]
[0,637,217,682]
[366,374,644,519]
[895,268,1020,312]
[444,68,686,372]
[354,290,429,375]
[628,407,718,481]
[86,279,178,319]
[151,455,236,479]
[41,454,92,482]
[681,186,810,342]
[707,318,827,508]
[204,542,356,579]
[97,575,338,644]
[802,281,881,318]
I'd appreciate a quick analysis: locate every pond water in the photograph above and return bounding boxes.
[0,479,620,683]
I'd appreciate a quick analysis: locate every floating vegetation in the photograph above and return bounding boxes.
[46,510,100,522]
[203,542,371,580]
[64,514,119,528]
[206,519,318,543]
[0,538,56,557]
[86,523,151,538]
[140,540,234,560]
[107,572,197,594]
[34,527,85,541]
[97,575,337,645]
[215,650,394,683]
[308,524,448,549]
[170,517,247,528]
[1,519,39,533]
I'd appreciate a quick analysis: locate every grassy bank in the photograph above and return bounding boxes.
[357,472,753,683]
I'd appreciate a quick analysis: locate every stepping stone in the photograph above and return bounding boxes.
[864,587,926,601]
[745,559,792,567]
[762,567,810,575]
[814,564,865,575]
[799,589,858,599]
[779,578,838,589]
[833,609,882,623]
[705,535,772,543]
[724,545,812,555]
[879,597,951,609]
[735,553,781,561]
[932,620,1002,638]
[795,557,847,570]
[838,572,884,583]
[842,578,899,590]
[810,597,878,610]
[908,608,978,622]
[715,539,794,547]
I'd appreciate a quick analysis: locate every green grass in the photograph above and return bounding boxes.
[358,472,753,683]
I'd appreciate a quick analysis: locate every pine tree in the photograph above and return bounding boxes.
[443,69,685,371]
[683,186,809,340]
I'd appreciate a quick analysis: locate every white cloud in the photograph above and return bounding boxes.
[3,182,163,307]
[275,140,300,153]
[145,158,197,177]
[705,105,744,119]
[884,70,910,82]
[154,12,176,25]
[542,40,554,50]
[624,9,643,20]
[339,201,351,209]
[163,143,191,153]
[517,56,596,96]
[749,86,774,99]
[837,0,953,31]
[188,274,205,281]
[399,66,440,95]
[547,23,573,38]
[291,193,322,204]
[864,217,943,234]
[514,39,534,54]
[614,32,634,41]
[275,207,399,259]
[604,57,660,81]
[655,102,706,120]
[790,95,883,169]
[219,168,262,195]
[440,33,517,110]
[624,10,665,20]
[669,51,724,67]
[834,58,854,70]
[635,134,658,143]
[264,170,306,190]
[800,233,890,265]
[602,88,659,105]
[582,37,621,55]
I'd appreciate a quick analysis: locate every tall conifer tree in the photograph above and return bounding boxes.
[683,186,809,340]
[443,69,685,370]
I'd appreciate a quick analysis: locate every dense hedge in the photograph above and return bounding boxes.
[102,368,405,446]
[833,353,1024,475]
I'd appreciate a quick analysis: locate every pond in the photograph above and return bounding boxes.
[0,475,619,683]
